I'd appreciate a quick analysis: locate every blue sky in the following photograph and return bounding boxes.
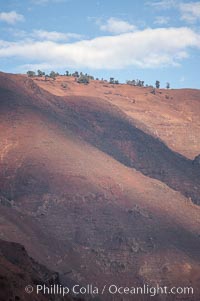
[0,0,200,88]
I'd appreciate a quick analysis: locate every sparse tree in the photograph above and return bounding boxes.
[109,77,115,84]
[49,71,56,80]
[65,70,69,76]
[77,74,89,84]
[166,82,170,89]
[110,77,119,84]
[27,70,35,77]
[137,80,144,87]
[126,80,136,86]
[37,70,45,77]
[72,71,79,77]
[155,80,160,89]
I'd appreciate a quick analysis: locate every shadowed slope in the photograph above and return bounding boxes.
[0,72,199,204]
[0,239,82,301]
[35,75,200,160]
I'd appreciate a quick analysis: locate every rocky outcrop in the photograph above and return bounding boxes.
[0,239,82,301]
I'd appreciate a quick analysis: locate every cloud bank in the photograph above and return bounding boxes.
[0,27,199,70]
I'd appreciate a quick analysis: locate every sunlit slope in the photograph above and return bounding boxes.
[35,75,200,160]
[1,72,200,204]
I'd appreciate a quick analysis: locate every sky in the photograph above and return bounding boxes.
[0,0,200,88]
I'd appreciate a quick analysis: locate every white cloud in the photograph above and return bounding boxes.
[8,29,82,42]
[0,27,199,70]
[179,2,200,23]
[99,17,136,34]
[32,30,82,41]
[0,11,24,24]
[147,0,177,9]
[154,16,169,25]
[31,0,67,4]
[154,16,170,25]
[148,1,200,23]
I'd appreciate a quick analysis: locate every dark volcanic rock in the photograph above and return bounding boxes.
[0,239,81,301]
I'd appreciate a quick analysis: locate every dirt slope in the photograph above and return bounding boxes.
[0,72,200,300]
[35,75,200,160]
[0,73,200,204]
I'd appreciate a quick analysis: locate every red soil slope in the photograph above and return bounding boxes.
[0,72,200,301]
[35,75,200,160]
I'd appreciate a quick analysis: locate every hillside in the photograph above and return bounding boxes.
[0,239,83,301]
[35,75,200,160]
[0,72,200,301]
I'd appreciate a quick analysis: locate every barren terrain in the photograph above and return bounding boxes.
[0,72,200,300]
